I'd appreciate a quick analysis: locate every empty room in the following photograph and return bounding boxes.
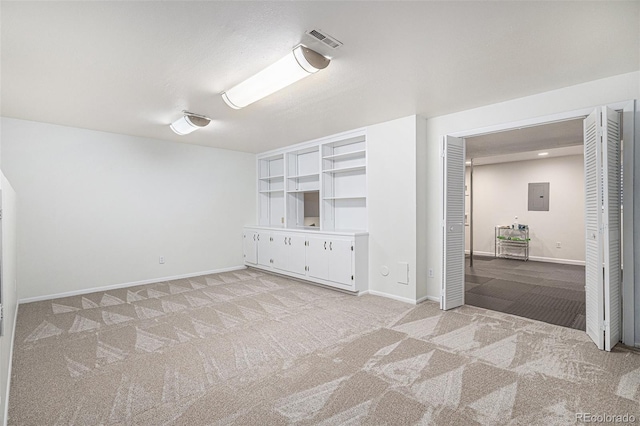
[1,2,639,425]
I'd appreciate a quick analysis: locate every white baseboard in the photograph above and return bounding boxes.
[3,304,18,426]
[527,256,585,266]
[465,250,585,266]
[417,295,439,304]
[366,289,418,305]
[18,265,247,304]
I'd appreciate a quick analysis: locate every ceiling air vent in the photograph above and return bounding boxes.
[305,29,342,49]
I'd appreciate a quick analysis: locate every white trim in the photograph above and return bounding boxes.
[417,295,439,304]
[528,256,585,266]
[448,100,632,139]
[466,250,585,266]
[366,289,417,305]
[3,305,18,426]
[621,100,636,346]
[17,266,246,304]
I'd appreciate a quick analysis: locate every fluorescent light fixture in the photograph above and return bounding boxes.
[221,45,330,109]
[170,111,211,135]
[538,152,549,156]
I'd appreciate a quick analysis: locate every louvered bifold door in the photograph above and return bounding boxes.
[442,136,465,310]
[584,108,604,350]
[602,106,621,351]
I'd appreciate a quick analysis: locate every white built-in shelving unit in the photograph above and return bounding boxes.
[256,130,367,232]
[321,135,367,231]
[258,154,285,227]
[248,130,368,294]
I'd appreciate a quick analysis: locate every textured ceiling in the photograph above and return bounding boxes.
[1,1,638,153]
[466,119,584,159]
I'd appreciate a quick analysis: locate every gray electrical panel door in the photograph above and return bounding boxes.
[528,182,549,211]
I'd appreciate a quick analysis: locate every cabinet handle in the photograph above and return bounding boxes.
[253,234,256,241]
[284,237,287,245]
[324,241,327,250]
[288,237,291,245]
[257,234,260,241]
[330,241,332,251]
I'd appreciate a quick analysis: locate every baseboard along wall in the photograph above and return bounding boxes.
[17,266,247,304]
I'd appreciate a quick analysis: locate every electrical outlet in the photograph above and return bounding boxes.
[159,256,165,264]
[556,242,561,248]
[428,268,434,278]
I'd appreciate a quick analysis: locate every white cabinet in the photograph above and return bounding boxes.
[307,236,353,286]
[327,238,353,285]
[272,231,306,276]
[243,230,258,265]
[244,226,368,293]
[307,237,329,281]
[256,232,272,267]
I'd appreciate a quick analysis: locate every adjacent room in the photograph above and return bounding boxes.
[0,2,639,425]
[463,120,587,330]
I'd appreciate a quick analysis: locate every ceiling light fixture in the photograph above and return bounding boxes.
[170,111,211,135]
[538,152,549,156]
[221,45,330,109]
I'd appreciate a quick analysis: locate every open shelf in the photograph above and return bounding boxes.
[323,196,366,200]
[288,189,319,193]
[322,149,366,160]
[323,165,366,174]
[259,189,285,194]
[287,172,320,179]
[259,174,284,181]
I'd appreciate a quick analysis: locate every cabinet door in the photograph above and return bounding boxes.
[243,231,258,264]
[307,237,329,280]
[287,234,307,275]
[328,238,353,285]
[257,232,271,267]
[272,232,289,272]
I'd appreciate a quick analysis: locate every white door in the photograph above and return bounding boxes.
[602,106,622,351]
[442,136,465,310]
[328,238,353,286]
[272,232,289,272]
[243,231,258,265]
[307,237,329,280]
[584,107,621,351]
[257,233,272,267]
[287,234,307,275]
[584,109,604,349]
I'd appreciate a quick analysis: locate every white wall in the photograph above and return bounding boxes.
[0,174,17,425]
[465,155,585,263]
[1,118,256,300]
[367,115,418,303]
[416,116,429,301]
[420,71,639,303]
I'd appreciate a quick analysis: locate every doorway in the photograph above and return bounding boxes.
[441,101,636,351]
[462,120,586,330]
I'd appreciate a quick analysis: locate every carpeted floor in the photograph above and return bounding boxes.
[9,268,639,425]
[466,256,586,330]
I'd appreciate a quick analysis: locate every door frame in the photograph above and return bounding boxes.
[441,100,636,347]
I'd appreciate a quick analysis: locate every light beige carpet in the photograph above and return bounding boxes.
[9,269,640,425]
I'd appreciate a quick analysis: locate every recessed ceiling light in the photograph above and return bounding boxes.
[221,45,330,109]
[538,152,549,156]
[465,161,471,165]
[170,111,211,135]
